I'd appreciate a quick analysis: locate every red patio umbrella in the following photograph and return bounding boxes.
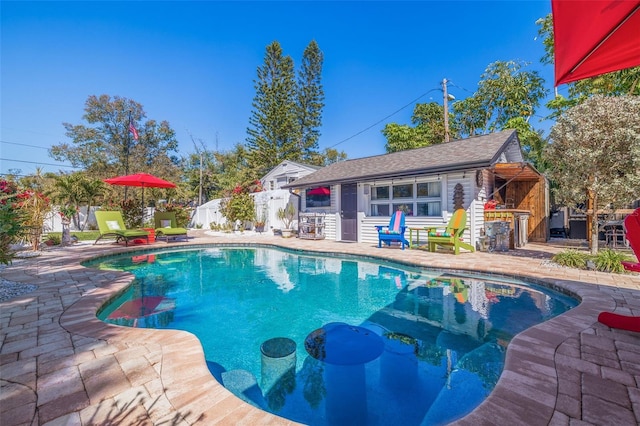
[552,0,640,85]
[104,172,176,211]
[307,187,330,196]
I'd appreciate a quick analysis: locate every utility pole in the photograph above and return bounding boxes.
[442,78,450,143]
[189,132,204,206]
[124,111,132,200]
[198,150,203,206]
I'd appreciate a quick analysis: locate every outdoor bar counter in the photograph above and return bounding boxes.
[484,209,531,248]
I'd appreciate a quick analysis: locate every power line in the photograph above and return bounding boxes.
[327,87,441,149]
[448,81,476,95]
[0,158,79,168]
[0,140,53,150]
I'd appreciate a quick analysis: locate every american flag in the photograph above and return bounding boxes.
[129,121,139,140]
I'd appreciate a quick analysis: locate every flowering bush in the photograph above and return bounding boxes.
[120,199,143,228]
[249,180,264,193]
[220,189,255,230]
[0,180,23,264]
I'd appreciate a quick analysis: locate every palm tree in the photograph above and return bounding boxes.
[78,178,105,230]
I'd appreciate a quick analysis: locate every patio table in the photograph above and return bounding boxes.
[408,227,429,249]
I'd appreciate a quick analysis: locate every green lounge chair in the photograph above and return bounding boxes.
[94,211,149,246]
[427,209,475,255]
[154,211,188,243]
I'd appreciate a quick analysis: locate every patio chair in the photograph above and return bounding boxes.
[375,210,409,250]
[94,211,149,246]
[427,209,475,255]
[154,211,188,243]
[621,208,640,273]
[598,208,640,332]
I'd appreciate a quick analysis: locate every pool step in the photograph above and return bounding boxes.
[221,369,266,409]
[420,342,504,425]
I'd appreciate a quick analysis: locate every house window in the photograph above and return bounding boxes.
[371,186,389,200]
[269,181,275,190]
[371,204,390,216]
[393,184,413,199]
[417,182,440,198]
[305,186,331,207]
[370,180,442,217]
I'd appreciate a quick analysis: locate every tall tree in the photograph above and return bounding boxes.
[307,148,348,167]
[297,40,325,162]
[503,117,547,171]
[383,61,547,153]
[382,123,430,153]
[544,95,640,254]
[50,95,180,180]
[215,144,255,194]
[382,102,453,153]
[247,42,300,176]
[468,60,547,134]
[182,149,221,204]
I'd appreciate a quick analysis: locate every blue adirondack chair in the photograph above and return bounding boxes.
[375,210,410,249]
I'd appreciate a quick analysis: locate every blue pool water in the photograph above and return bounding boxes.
[90,247,577,425]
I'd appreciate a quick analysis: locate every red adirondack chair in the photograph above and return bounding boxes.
[621,208,640,273]
[598,208,640,332]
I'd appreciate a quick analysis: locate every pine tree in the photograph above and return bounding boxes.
[246,41,299,176]
[297,40,325,162]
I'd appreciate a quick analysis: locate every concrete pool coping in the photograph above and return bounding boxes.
[0,230,639,425]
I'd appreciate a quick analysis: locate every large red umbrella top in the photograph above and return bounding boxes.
[552,0,640,86]
[103,172,176,188]
[307,186,330,196]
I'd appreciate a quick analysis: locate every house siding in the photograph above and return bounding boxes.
[326,172,482,248]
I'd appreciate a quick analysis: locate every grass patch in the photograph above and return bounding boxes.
[552,248,635,273]
[46,231,101,241]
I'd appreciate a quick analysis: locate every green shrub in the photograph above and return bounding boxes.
[0,180,23,264]
[552,249,588,269]
[594,249,628,273]
[44,234,61,245]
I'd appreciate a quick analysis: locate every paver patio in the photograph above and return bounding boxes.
[1,230,639,425]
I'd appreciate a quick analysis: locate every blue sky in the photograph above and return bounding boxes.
[1,1,556,176]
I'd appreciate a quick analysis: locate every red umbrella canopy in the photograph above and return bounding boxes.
[307,186,330,196]
[103,173,176,188]
[552,0,640,86]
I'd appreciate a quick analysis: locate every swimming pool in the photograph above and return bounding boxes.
[90,246,577,425]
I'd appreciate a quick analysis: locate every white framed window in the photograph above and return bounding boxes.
[370,180,442,217]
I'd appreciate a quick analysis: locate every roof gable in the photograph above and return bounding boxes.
[261,160,321,182]
[286,130,522,188]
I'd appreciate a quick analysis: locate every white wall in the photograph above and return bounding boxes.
[189,189,299,231]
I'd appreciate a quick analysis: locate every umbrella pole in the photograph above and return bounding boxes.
[141,185,145,225]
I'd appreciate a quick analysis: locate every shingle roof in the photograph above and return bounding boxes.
[284,130,519,188]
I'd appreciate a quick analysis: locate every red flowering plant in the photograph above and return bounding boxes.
[249,180,264,193]
[220,183,255,231]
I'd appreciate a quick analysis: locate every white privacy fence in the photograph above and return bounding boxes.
[189,189,299,231]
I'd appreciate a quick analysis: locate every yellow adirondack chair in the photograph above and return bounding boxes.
[427,209,475,255]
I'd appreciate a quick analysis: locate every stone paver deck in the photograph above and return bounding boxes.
[1,230,639,425]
